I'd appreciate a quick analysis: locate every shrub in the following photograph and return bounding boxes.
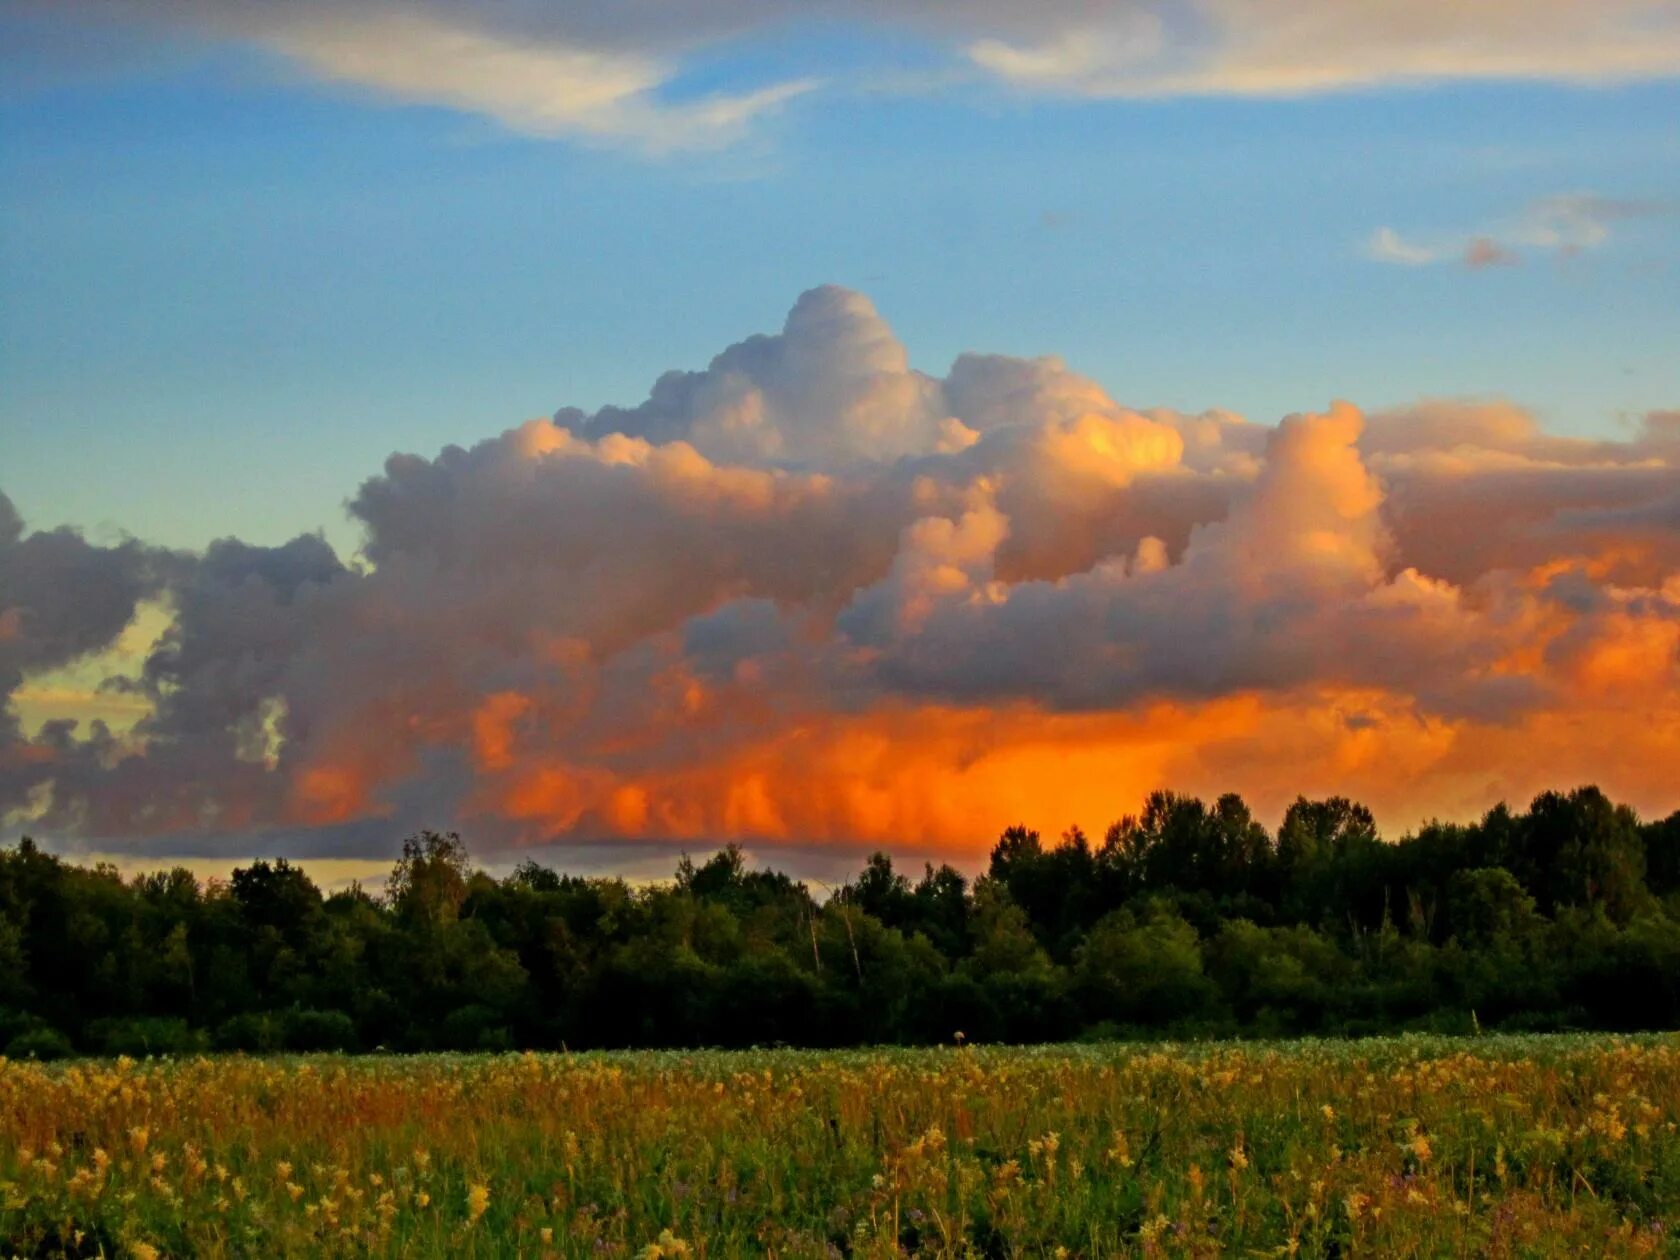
[88,1017,207,1057]
[282,1007,357,1052]
[5,1026,73,1060]
[215,1011,285,1053]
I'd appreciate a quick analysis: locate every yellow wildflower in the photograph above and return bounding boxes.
[642,1228,691,1259]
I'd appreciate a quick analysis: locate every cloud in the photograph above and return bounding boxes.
[3,289,1678,857]
[22,0,1680,148]
[1463,237,1519,269]
[555,287,954,464]
[0,493,165,817]
[253,9,816,151]
[962,0,1680,97]
[30,0,817,150]
[1365,227,1441,267]
[1368,192,1680,269]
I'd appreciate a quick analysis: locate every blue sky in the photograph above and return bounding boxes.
[4,2,1680,866]
[3,4,1679,556]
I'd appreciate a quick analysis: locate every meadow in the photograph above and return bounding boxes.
[2,1035,1678,1258]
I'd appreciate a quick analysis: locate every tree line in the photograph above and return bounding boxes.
[2,784,1678,1058]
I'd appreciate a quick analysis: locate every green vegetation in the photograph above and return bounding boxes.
[3,1037,1678,1256]
[1,785,1678,1055]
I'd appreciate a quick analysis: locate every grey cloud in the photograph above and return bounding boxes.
[2,289,1676,853]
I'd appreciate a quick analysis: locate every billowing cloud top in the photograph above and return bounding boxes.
[29,0,1680,147]
[3,288,1678,857]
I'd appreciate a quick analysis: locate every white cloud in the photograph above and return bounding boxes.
[963,0,1680,97]
[1365,192,1679,269]
[256,9,816,150]
[1365,227,1441,267]
[25,0,1680,148]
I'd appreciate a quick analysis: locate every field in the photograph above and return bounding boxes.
[2,1036,1678,1258]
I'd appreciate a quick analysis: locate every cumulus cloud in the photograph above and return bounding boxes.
[555,287,955,464]
[3,289,1678,856]
[0,494,164,814]
[21,0,1680,147]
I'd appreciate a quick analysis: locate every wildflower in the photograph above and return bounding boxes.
[642,1228,691,1258]
[131,1244,160,1260]
[1228,1141,1248,1171]
[1108,1130,1134,1167]
[1138,1213,1172,1243]
[541,1227,555,1245]
[1410,1134,1432,1162]
[1321,1104,1336,1122]
[467,1182,491,1223]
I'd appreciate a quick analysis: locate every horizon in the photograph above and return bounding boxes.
[7,777,1675,896]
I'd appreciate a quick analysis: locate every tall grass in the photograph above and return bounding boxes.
[2,1035,1676,1256]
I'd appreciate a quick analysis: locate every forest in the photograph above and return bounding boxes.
[2,784,1678,1058]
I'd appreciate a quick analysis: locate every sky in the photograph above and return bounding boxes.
[2,0,1679,883]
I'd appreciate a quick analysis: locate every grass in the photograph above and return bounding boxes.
[2,1034,1677,1257]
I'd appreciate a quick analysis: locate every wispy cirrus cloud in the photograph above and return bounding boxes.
[964,0,1680,98]
[253,9,817,152]
[16,0,1680,150]
[1366,193,1680,269]
[20,1,819,151]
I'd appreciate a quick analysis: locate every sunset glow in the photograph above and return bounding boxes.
[4,288,1677,864]
[3,1,1677,874]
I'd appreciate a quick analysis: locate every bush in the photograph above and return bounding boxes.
[439,1003,511,1051]
[282,1008,358,1052]
[6,1026,74,1060]
[215,1011,285,1053]
[88,1016,207,1057]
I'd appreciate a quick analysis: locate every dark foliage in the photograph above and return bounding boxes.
[2,787,1678,1055]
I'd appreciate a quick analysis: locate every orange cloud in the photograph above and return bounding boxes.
[3,290,1676,856]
